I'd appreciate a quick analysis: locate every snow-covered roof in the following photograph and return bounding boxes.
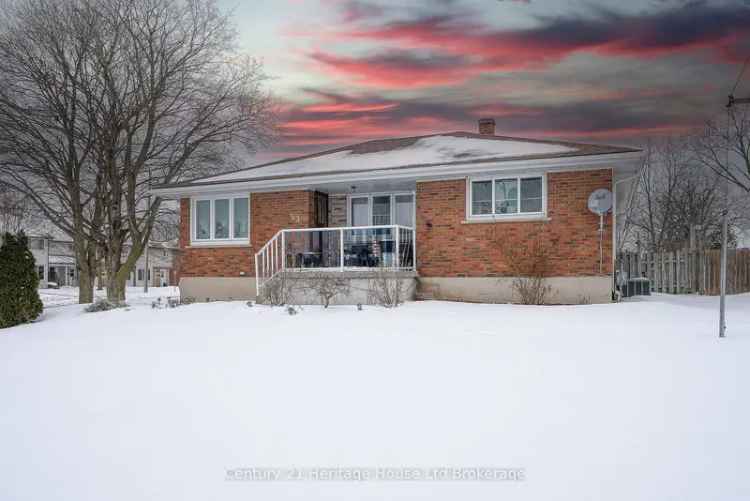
[155,132,640,191]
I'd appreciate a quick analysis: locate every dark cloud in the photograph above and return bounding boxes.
[259,0,742,161]
[267,85,708,159]
[338,0,383,22]
[309,50,474,88]
[308,2,750,89]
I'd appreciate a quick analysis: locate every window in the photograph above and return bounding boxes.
[494,179,518,214]
[349,193,415,227]
[372,196,391,225]
[395,194,414,227]
[214,199,230,239]
[196,200,211,240]
[137,269,144,282]
[351,197,369,227]
[470,176,544,217]
[37,266,44,280]
[472,181,492,215]
[192,196,250,244]
[521,177,543,213]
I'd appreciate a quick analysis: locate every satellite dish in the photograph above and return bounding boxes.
[588,189,613,216]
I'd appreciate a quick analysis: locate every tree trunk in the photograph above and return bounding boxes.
[78,263,95,304]
[74,235,97,304]
[106,258,127,302]
[96,255,104,290]
[106,272,128,303]
[105,234,126,302]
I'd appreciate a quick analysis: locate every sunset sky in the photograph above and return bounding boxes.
[217,0,750,162]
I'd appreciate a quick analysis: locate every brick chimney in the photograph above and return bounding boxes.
[478,118,496,135]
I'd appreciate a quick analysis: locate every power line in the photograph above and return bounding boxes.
[730,55,750,97]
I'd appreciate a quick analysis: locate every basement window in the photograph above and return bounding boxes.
[192,195,250,245]
[469,175,545,219]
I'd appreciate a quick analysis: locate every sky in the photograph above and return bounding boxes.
[217,0,750,163]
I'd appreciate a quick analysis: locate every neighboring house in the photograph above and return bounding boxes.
[26,235,78,288]
[151,119,643,304]
[126,242,180,288]
[21,234,179,289]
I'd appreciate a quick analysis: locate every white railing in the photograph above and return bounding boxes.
[255,225,416,295]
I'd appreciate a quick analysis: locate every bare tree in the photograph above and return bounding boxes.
[0,189,40,234]
[0,0,105,302]
[0,0,274,303]
[628,138,741,252]
[694,106,750,196]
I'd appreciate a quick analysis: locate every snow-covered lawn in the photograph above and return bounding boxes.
[39,285,180,308]
[1,294,748,500]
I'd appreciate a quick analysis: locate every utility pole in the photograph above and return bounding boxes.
[720,95,750,337]
[144,169,151,294]
[144,221,149,293]
[718,58,749,337]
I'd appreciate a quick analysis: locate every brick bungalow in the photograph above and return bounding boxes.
[151,119,642,304]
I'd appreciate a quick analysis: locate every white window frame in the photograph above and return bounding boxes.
[190,194,250,246]
[346,191,416,228]
[467,174,547,220]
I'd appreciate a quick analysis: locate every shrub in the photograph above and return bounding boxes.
[84,298,128,313]
[501,236,553,305]
[0,232,43,328]
[300,272,351,308]
[259,271,297,306]
[367,268,408,308]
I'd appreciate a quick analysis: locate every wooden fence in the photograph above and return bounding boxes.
[616,249,750,295]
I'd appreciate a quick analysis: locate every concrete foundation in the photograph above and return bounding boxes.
[417,276,612,304]
[282,272,417,306]
[179,272,417,305]
[180,274,611,305]
[179,277,257,302]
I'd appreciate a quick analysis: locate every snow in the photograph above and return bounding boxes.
[205,135,577,182]
[1,294,749,500]
[39,286,180,309]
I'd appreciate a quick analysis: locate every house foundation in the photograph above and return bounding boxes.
[417,276,612,304]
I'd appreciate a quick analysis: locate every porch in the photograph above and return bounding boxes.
[255,224,416,295]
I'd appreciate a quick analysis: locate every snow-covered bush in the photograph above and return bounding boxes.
[84,299,128,313]
[0,232,43,328]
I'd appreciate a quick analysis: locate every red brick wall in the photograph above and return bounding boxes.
[178,190,315,278]
[251,190,316,248]
[416,169,613,277]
